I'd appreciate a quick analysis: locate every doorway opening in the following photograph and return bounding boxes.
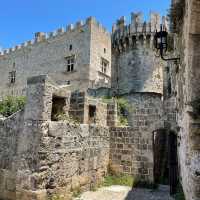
[153,130,178,195]
[51,96,66,121]
[88,105,96,124]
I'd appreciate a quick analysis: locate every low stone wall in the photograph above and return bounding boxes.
[0,111,24,200]
[36,122,110,197]
[109,127,154,182]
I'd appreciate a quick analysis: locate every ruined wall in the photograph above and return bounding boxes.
[109,127,154,182]
[111,13,166,95]
[0,17,111,97]
[0,75,111,200]
[84,97,117,127]
[0,111,24,200]
[41,122,110,197]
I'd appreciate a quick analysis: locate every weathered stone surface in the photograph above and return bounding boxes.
[167,1,200,199]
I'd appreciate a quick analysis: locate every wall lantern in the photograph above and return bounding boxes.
[154,25,180,62]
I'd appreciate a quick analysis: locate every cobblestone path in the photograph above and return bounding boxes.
[74,185,174,200]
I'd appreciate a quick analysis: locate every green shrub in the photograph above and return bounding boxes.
[102,175,134,187]
[173,184,185,200]
[54,112,80,124]
[116,97,133,126]
[101,96,134,126]
[0,96,26,117]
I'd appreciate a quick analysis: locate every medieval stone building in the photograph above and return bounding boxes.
[1,3,198,199]
[0,17,111,96]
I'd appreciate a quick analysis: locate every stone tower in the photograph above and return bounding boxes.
[111,12,167,95]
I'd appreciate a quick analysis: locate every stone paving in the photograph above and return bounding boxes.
[74,185,174,200]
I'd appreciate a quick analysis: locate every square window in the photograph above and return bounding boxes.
[9,71,16,84]
[101,58,109,74]
[65,55,75,72]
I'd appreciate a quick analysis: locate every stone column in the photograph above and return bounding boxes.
[16,75,55,200]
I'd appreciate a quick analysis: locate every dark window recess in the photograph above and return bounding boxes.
[66,80,70,85]
[168,77,172,96]
[9,71,16,84]
[51,96,66,121]
[88,105,96,124]
[104,48,106,53]
[69,44,73,51]
[65,55,75,72]
[101,58,109,74]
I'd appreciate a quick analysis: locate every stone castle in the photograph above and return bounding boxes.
[0,2,199,199]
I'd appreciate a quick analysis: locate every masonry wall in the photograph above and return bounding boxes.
[109,93,164,183]
[124,93,163,128]
[0,111,24,200]
[0,75,111,200]
[169,0,200,199]
[40,122,110,197]
[109,127,154,182]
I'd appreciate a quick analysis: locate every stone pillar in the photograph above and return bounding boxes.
[16,75,55,200]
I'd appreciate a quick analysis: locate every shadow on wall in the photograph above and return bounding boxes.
[125,190,134,200]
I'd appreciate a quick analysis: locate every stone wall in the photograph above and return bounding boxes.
[108,92,164,183]
[0,111,24,200]
[168,0,200,199]
[0,75,112,200]
[42,122,110,197]
[122,93,163,129]
[69,91,85,123]
[109,127,154,182]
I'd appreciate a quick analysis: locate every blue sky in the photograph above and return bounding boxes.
[0,0,171,49]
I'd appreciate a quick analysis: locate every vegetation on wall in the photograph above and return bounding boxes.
[0,96,26,117]
[101,95,133,126]
[116,97,133,126]
[102,175,134,187]
[54,112,80,124]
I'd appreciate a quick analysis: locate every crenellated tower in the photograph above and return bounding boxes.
[111,12,169,95]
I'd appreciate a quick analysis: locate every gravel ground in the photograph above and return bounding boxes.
[74,185,174,200]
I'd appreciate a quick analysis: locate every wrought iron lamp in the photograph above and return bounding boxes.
[154,25,180,62]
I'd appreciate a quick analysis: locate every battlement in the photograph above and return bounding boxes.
[112,12,169,34]
[112,12,169,52]
[0,17,110,57]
